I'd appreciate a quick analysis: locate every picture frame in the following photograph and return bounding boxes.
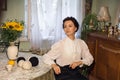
[1,0,7,11]
[85,0,93,15]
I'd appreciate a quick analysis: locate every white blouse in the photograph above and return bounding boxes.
[42,37,94,67]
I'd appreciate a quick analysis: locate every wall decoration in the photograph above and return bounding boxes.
[1,0,7,11]
[85,0,93,15]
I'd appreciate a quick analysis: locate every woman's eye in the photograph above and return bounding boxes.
[69,25,72,27]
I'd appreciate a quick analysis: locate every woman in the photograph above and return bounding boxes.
[42,17,94,80]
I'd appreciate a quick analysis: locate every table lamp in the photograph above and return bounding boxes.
[97,6,111,31]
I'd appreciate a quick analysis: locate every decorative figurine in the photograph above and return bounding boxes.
[17,56,39,70]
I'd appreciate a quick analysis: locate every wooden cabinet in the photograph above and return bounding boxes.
[86,32,120,80]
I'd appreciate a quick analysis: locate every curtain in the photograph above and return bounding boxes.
[28,0,85,54]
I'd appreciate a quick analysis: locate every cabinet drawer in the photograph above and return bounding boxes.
[96,44,120,80]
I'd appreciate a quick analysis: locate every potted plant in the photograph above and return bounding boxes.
[0,19,24,52]
[81,13,100,40]
[0,19,24,43]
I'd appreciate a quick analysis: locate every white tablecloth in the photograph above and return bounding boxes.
[0,52,52,80]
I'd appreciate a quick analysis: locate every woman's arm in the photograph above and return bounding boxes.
[42,41,61,66]
[80,40,94,66]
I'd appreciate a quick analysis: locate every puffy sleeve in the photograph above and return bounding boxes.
[42,41,62,66]
[80,40,94,66]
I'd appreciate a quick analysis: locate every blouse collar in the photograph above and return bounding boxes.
[66,36,76,42]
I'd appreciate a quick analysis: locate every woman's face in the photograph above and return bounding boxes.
[63,20,77,37]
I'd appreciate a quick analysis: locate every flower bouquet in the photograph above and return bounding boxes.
[0,20,24,43]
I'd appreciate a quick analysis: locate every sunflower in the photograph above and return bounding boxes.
[0,20,24,42]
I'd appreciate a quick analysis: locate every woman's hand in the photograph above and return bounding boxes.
[51,64,61,74]
[69,61,82,69]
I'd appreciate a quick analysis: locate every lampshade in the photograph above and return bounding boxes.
[97,6,111,22]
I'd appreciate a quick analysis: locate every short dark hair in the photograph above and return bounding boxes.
[63,17,79,32]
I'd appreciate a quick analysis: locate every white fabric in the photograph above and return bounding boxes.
[29,0,85,52]
[42,37,94,67]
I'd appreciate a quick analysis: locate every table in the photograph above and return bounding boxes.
[0,52,54,80]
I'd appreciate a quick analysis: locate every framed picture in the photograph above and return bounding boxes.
[1,0,7,11]
[85,0,93,15]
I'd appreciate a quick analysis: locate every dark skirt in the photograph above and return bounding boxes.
[54,65,88,80]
